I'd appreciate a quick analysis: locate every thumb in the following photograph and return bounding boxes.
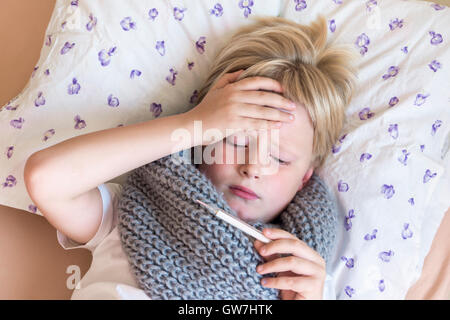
[212,69,245,90]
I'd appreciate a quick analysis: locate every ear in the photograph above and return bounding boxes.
[298,166,314,191]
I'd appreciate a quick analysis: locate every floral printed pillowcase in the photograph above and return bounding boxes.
[280,0,449,299]
[0,0,283,212]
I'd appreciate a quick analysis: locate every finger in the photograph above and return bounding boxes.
[232,90,297,113]
[259,232,325,266]
[257,256,322,276]
[263,228,298,240]
[254,240,281,262]
[230,76,286,95]
[236,103,295,124]
[212,70,245,90]
[261,275,316,294]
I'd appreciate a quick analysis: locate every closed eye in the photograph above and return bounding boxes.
[272,156,289,165]
[226,138,290,165]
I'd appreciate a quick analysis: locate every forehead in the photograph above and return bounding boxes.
[236,105,314,158]
[273,105,314,157]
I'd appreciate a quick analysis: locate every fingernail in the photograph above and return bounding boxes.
[289,115,295,121]
[260,247,266,254]
[256,265,263,273]
[289,103,297,109]
[261,279,268,285]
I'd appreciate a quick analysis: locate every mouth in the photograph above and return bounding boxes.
[229,185,260,200]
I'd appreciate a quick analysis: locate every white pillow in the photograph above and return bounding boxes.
[1,0,283,211]
[280,0,449,299]
[1,0,448,300]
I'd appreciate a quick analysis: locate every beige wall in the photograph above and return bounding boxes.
[0,0,92,300]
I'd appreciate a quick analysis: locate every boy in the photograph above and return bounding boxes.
[24,15,357,299]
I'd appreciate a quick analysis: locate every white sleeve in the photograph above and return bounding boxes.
[56,182,123,252]
[322,273,337,300]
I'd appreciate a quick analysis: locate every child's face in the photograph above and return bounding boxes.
[198,105,315,223]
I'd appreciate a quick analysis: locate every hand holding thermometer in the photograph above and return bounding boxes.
[195,199,271,244]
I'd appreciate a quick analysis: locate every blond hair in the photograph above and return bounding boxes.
[196,15,359,169]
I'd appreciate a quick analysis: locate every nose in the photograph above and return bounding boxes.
[239,164,260,179]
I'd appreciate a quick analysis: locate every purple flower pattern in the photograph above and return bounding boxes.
[294,0,307,11]
[423,169,437,183]
[360,153,372,162]
[45,35,52,46]
[108,94,120,107]
[341,256,355,269]
[338,180,349,192]
[121,17,136,31]
[68,78,81,95]
[389,18,404,31]
[6,146,14,159]
[344,209,355,231]
[2,175,17,188]
[388,124,398,139]
[190,90,199,104]
[74,115,86,129]
[355,33,370,56]
[196,37,206,54]
[332,134,347,154]
[359,107,375,120]
[173,7,187,21]
[401,223,413,239]
[210,4,224,17]
[344,286,355,298]
[431,120,442,136]
[156,41,165,56]
[381,184,395,199]
[379,250,394,262]
[429,31,443,45]
[98,47,117,67]
[414,93,429,106]
[130,70,142,79]
[43,129,55,142]
[364,229,377,241]
[148,8,159,21]
[382,66,399,80]
[428,60,442,72]
[61,42,75,55]
[150,103,162,118]
[389,96,399,107]
[34,92,46,107]
[166,68,178,86]
[239,0,254,18]
[86,14,97,31]
[397,149,410,166]
[366,0,377,12]
[378,280,385,292]
[28,205,37,214]
[10,118,24,129]
[329,19,336,33]
[431,3,445,10]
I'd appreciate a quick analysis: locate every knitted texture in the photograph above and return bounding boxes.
[117,151,338,300]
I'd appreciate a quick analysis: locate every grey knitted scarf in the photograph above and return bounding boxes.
[117,149,338,300]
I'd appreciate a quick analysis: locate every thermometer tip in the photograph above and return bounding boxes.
[195,199,214,212]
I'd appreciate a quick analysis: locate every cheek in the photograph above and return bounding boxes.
[199,163,233,186]
[264,171,299,200]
